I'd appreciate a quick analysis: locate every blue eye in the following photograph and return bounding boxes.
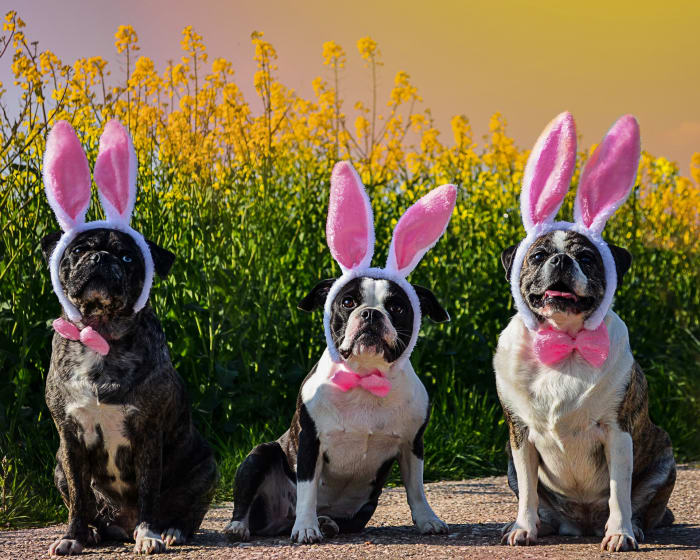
[122,255,133,263]
[532,252,546,264]
[579,253,593,265]
[72,247,82,254]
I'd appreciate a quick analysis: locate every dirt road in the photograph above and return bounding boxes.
[2,465,697,559]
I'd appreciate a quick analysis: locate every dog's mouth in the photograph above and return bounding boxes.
[529,281,594,313]
[69,276,128,319]
[340,328,392,360]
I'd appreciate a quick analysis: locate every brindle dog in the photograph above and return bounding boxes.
[42,228,218,556]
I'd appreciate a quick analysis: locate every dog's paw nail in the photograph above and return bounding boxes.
[501,527,537,546]
[416,517,449,535]
[134,528,166,555]
[224,521,251,542]
[161,527,185,547]
[49,538,84,556]
[601,532,638,552]
[290,524,323,544]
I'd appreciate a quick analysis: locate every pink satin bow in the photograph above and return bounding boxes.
[533,322,609,368]
[53,317,110,356]
[330,365,392,397]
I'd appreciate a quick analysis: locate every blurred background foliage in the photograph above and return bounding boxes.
[0,11,697,527]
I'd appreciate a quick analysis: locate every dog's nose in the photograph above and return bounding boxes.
[361,308,378,323]
[548,253,571,271]
[90,253,101,264]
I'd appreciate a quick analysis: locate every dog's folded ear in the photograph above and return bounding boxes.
[298,278,336,312]
[40,231,62,264]
[607,243,632,288]
[412,284,449,323]
[500,243,519,282]
[147,240,176,278]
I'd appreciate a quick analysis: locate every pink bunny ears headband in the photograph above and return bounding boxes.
[44,120,154,326]
[323,162,457,364]
[510,112,641,332]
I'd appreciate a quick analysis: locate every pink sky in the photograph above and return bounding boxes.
[4,0,699,175]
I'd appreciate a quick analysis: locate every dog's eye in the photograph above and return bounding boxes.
[531,251,546,264]
[341,296,356,309]
[72,247,82,254]
[388,303,404,315]
[578,253,593,265]
[122,255,133,263]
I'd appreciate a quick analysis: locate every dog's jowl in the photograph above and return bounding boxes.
[225,162,456,543]
[495,113,675,552]
[41,121,217,556]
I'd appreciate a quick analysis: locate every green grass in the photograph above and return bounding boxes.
[1,158,698,528]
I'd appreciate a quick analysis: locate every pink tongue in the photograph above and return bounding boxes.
[545,290,578,301]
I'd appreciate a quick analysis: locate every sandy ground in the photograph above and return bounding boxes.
[1,465,697,559]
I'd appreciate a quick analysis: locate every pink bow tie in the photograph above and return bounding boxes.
[330,366,392,397]
[533,322,609,368]
[53,317,110,356]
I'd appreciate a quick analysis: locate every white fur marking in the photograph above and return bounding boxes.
[66,360,133,495]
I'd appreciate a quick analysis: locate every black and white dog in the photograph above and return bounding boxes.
[495,113,675,552]
[41,121,217,555]
[225,162,457,543]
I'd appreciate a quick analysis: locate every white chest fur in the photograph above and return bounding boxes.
[494,312,634,501]
[301,351,428,515]
[65,362,133,495]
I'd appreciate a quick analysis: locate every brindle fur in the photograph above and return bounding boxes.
[43,229,218,552]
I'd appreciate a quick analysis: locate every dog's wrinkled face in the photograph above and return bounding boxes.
[299,276,448,366]
[41,228,175,325]
[501,230,632,325]
[331,278,413,363]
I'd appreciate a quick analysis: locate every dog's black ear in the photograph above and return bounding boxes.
[412,284,449,323]
[40,231,62,264]
[298,278,336,312]
[147,240,176,278]
[500,243,519,282]
[607,243,632,288]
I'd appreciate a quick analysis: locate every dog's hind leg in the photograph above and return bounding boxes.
[632,446,676,538]
[224,441,296,541]
[156,441,218,547]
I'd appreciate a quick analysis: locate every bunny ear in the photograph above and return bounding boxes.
[326,161,375,272]
[94,120,137,224]
[386,184,457,277]
[43,121,92,231]
[521,112,577,232]
[574,115,640,234]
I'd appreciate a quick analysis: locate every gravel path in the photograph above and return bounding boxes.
[2,466,697,559]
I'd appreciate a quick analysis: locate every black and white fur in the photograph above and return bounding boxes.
[495,230,676,552]
[224,276,449,543]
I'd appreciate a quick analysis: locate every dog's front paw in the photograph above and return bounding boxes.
[501,520,538,546]
[601,531,639,552]
[415,515,449,535]
[133,525,166,555]
[161,527,185,547]
[290,520,323,544]
[49,538,84,556]
[224,520,250,542]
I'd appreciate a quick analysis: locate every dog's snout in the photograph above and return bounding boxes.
[548,253,571,271]
[361,308,378,324]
